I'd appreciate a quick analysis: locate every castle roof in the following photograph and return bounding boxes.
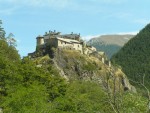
[57,37,81,44]
[61,34,80,38]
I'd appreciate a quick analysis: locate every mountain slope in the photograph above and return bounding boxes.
[111,24,150,88]
[87,34,134,59]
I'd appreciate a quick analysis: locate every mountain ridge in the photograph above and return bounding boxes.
[87,34,135,59]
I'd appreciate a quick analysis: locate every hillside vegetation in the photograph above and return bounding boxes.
[112,23,150,89]
[0,20,149,113]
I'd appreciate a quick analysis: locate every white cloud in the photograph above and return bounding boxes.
[82,35,100,41]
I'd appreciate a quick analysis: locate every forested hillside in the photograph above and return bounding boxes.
[112,23,150,89]
[0,20,148,113]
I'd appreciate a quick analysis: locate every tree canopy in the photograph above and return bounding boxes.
[112,23,150,88]
[0,20,5,39]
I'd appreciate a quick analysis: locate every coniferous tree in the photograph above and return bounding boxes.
[112,23,150,88]
[0,20,6,39]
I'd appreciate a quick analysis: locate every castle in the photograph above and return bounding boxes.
[28,30,111,67]
[29,30,97,57]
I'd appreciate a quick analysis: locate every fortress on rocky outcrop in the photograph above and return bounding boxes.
[30,30,96,55]
[28,30,111,67]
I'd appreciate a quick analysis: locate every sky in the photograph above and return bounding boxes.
[0,0,150,56]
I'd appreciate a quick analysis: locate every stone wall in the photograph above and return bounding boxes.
[36,37,44,46]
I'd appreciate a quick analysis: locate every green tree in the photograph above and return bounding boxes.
[0,20,5,39]
[52,81,113,113]
[2,82,51,113]
[6,33,17,47]
[112,23,150,88]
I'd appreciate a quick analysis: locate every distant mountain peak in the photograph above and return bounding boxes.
[87,34,135,59]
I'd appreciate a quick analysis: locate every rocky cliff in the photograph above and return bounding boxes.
[33,48,136,93]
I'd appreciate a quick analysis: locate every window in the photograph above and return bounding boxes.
[78,45,80,47]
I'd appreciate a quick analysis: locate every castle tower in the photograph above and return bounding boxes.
[36,35,44,46]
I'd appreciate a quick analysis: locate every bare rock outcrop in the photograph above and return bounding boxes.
[34,48,136,93]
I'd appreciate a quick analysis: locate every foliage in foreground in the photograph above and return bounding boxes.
[0,19,148,113]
